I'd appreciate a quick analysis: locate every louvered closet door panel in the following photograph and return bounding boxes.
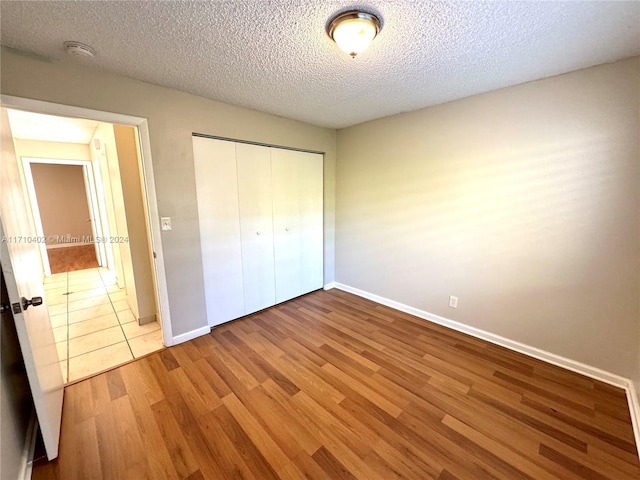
[271,149,302,303]
[236,143,276,314]
[299,151,324,293]
[192,137,245,326]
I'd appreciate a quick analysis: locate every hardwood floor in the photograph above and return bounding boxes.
[47,244,99,273]
[32,289,639,479]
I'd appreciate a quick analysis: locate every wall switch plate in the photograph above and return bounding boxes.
[161,217,172,231]
[449,295,458,308]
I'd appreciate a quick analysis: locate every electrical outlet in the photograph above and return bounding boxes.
[449,295,458,308]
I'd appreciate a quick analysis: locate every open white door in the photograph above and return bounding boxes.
[0,107,64,460]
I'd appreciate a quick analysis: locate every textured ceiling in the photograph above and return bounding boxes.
[7,109,99,144]
[1,1,638,128]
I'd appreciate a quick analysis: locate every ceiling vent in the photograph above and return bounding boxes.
[64,41,95,59]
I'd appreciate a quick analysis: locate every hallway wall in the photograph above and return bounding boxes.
[113,125,157,323]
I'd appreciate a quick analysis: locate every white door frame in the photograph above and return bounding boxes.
[2,95,174,346]
[90,154,116,276]
[80,159,108,266]
[21,157,107,275]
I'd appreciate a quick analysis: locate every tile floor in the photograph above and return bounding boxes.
[43,267,164,383]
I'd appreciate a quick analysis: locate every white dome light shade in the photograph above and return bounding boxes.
[328,11,381,58]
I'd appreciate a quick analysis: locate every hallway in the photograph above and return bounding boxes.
[44,267,164,383]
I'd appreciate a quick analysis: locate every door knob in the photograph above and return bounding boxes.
[22,296,43,310]
[285,227,289,232]
[256,231,261,235]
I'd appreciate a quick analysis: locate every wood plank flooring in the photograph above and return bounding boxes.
[47,244,99,273]
[32,289,639,479]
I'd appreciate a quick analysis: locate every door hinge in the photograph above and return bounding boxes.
[153,251,157,259]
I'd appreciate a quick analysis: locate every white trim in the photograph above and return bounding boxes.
[139,313,157,325]
[19,411,38,480]
[172,325,211,345]
[323,282,336,290]
[2,95,147,125]
[627,382,640,458]
[24,157,93,166]
[90,155,115,272]
[2,95,174,347]
[135,120,174,347]
[333,283,628,386]
[332,281,640,457]
[81,161,107,266]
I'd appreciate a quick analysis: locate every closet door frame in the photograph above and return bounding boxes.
[192,133,325,323]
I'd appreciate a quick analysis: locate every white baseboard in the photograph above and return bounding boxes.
[332,282,640,457]
[138,313,157,326]
[627,382,640,459]
[172,325,211,345]
[20,411,38,480]
[323,282,336,290]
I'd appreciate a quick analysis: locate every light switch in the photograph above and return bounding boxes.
[161,217,172,231]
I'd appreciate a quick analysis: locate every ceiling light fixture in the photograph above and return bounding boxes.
[327,10,381,58]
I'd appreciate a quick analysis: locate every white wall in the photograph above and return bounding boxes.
[1,47,336,339]
[336,57,640,380]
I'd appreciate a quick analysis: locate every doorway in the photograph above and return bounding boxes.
[23,159,102,274]
[5,106,168,383]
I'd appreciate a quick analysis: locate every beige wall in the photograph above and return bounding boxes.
[91,122,142,317]
[29,163,93,245]
[4,46,636,381]
[113,124,157,322]
[0,47,337,338]
[336,57,640,379]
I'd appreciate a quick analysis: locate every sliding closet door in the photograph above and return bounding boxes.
[236,143,276,314]
[192,137,244,326]
[299,151,324,293]
[194,136,323,326]
[271,149,302,303]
